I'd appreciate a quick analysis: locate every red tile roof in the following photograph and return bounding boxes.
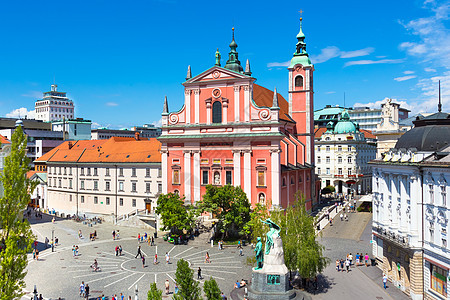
[253,84,292,122]
[0,135,11,144]
[35,137,161,163]
[26,170,38,179]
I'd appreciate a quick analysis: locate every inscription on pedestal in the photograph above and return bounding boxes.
[267,274,281,285]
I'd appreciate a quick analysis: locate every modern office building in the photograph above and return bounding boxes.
[52,118,92,140]
[91,124,161,140]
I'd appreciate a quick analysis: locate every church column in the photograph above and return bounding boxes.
[222,98,228,124]
[184,150,191,204]
[234,85,240,122]
[233,150,241,187]
[194,89,200,124]
[161,150,168,194]
[185,90,191,124]
[193,150,201,204]
[305,68,312,164]
[410,172,420,235]
[271,148,281,208]
[243,85,250,122]
[206,98,212,125]
[243,150,252,202]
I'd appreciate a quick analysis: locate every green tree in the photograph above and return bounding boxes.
[156,193,196,234]
[0,125,38,300]
[243,197,272,244]
[173,259,201,300]
[271,193,329,281]
[147,282,162,300]
[198,185,250,238]
[203,277,221,300]
[321,185,335,195]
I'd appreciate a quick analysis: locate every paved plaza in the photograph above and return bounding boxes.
[24,215,252,299]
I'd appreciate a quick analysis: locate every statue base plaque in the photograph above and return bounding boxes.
[248,235,296,300]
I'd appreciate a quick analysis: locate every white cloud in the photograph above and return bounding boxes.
[325,91,336,94]
[152,118,162,127]
[398,1,450,113]
[6,107,35,119]
[267,46,374,67]
[353,97,413,111]
[344,59,404,67]
[21,91,42,99]
[394,75,417,81]
[106,102,119,107]
[403,70,415,74]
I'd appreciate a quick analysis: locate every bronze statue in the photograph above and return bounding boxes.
[254,237,263,270]
[261,218,281,255]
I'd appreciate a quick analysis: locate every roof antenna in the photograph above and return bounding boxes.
[438,80,442,112]
[344,92,346,108]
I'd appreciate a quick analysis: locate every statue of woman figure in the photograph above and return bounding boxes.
[254,237,264,270]
[261,218,281,255]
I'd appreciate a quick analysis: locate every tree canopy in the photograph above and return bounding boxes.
[271,193,329,279]
[155,193,196,234]
[173,259,201,300]
[243,199,271,244]
[147,282,162,300]
[203,277,221,300]
[0,125,38,300]
[197,185,250,238]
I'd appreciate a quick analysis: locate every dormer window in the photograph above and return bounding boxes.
[212,101,222,123]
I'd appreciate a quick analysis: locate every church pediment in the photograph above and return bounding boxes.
[183,66,250,85]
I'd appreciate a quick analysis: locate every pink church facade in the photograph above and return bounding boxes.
[158,21,317,210]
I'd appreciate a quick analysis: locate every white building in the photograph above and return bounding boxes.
[315,110,376,195]
[35,84,75,122]
[52,118,92,140]
[371,109,450,300]
[34,137,162,220]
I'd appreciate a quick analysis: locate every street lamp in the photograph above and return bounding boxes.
[134,284,138,300]
[51,229,54,252]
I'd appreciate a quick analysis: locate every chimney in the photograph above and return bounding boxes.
[68,141,73,149]
[135,132,140,141]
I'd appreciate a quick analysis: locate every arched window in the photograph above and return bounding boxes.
[212,101,222,123]
[295,75,303,88]
[258,193,266,205]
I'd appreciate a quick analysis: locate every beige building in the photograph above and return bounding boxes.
[34,136,162,220]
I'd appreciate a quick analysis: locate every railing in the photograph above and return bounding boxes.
[117,209,156,222]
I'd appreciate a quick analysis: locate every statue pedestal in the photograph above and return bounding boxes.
[248,236,296,300]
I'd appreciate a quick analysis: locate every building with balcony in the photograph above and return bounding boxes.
[315,110,376,195]
[34,136,162,220]
[35,84,75,122]
[370,105,450,300]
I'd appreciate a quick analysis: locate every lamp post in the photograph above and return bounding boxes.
[134,284,138,300]
[51,229,54,252]
[33,285,38,300]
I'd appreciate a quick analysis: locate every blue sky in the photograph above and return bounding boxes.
[0,0,449,128]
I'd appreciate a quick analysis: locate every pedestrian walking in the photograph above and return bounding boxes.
[165,279,170,295]
[151,236,155,246]
[80,281,85,297]
[44,237,49,248]
[119,245,123,256]
[165,252,170,264]
[340,213,343,221]
[345,259,350,272]
[340,259,344,271]
[115,245,119,256]
[365,253,370,266]
[383,274,388,289]
[142,255,146,268]
[205,252,210,263]
[239,247,243,256]
[174,283,179,294]
[348,253,353,265]
[336,259,340,271]
[112,230,116,240]
[138,233,141,243]
[116,230,120,239]
[144,232,148,241]
[35,248,39,260]
[84,284,90,300]
[135,246,142,258]
[154,253,158,264]
[79,230,83,239]
[198,267,202,279]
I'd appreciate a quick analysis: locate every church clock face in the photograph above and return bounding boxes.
[212,88,221,98]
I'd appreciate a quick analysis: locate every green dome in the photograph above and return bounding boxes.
[334,110,358,134]
[289,55,311,68]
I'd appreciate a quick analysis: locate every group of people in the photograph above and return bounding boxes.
[89,230,97,241]
[80,281,134,300]
[336,253,371,272]
[114,245,123,256]
[112,230,120,240]
[136,232,155,246]
[72,245,79,256]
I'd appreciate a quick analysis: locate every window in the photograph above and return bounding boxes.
[146,168,150,177]
[158,183,162,193]
[80,180,85,190]
[81,167,84,175]
[106,197,110,205]
[348,146,352,152]
[94,196,98,204]
[69,195,72,202]
[119,181,124,191]
[338,156,342,164]
[431,264,448,297]
[146,182,150,193]
[158,168,162,178]
[348,168,352,176]
[317,168,321,175]
[202,170,209,185]
[429,184,435,204]
[59,167,61,174]
[441,186,447,206]
[132,168,137,177]
[443,238,447,248]
[87,168,91,176]
[226,170,232,185]
[299,175,303,182]
[94,168,98,176]
[348,156,352,164]
[69,167,72,175]
[326,168,330,175]
[81,196,84,203]
[119,198,123,206]
[212,101,222,123]
[173,170,180,185]
[257,171,265,187]
[326,156,330,164]
[64,167,67,175]
[317,146,321,152]
[295,75,303,88]
[106,168,110,176]
[282,177,286,187]
[94,180,98,190]
[338,146,342,152]
[338,168,343,175]
[132,182,137,192]
[326,146,330,152]
[105,181,110,191]
[317,157,321,163]
[132,199,136,207]
[69,179,72,189]
[119,168,124,176]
